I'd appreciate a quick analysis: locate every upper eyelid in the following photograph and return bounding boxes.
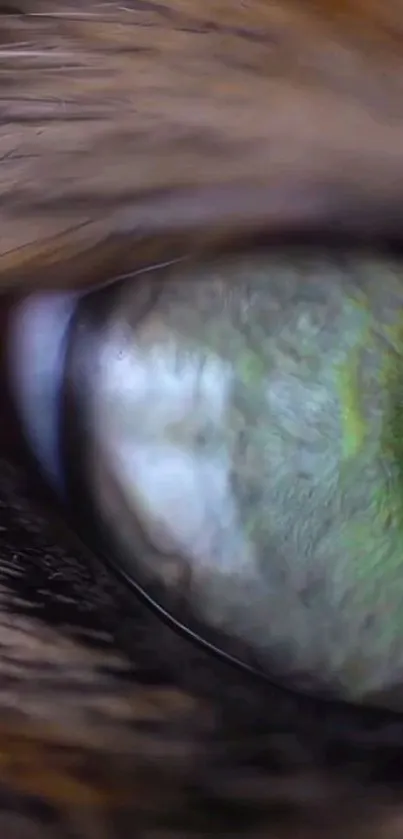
[1,189,403,298]
[2,0,403,298]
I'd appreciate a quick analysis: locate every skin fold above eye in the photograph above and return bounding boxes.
[2,2,403,839]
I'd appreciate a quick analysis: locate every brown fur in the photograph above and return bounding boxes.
[2,0,403,289]
[1,2,403,837]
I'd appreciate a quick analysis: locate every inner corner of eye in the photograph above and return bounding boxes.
[7,291,79,492]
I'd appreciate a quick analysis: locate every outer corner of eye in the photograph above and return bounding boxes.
[6,290,79,493]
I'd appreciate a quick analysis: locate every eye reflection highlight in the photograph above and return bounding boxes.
[8,249,403,713]
[8,292,78,490]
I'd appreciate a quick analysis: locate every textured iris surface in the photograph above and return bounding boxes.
[80,250,403,706]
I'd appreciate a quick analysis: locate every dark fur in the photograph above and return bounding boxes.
[2,451,403,839]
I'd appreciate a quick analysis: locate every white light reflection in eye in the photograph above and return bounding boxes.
[8,292,78,490]
[92,325,254,576]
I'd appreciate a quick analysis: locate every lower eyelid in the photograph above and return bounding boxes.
[7,292,79,492]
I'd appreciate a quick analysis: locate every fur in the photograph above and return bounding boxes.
[1,2,403,837]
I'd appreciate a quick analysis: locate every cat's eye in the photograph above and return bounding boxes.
[6,247,403,714]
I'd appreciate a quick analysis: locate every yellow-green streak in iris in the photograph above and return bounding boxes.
[340,309,403,648]
[337,298,371,461]
[338,346,367,460]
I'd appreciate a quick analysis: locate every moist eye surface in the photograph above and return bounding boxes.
[10,247,403,711]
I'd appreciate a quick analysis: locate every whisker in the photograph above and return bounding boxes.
[0,50,75,58]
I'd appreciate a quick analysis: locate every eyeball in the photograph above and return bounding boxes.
[7,249,403,712]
